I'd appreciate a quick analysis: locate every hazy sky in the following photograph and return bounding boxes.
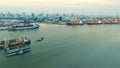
[0,0,120,15]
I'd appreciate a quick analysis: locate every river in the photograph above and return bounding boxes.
[0,24,120,68]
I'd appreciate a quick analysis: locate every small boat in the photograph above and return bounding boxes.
[0,41,5,50]
[36,36,44,41]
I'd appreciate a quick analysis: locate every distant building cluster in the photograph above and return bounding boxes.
[0,12,120,25]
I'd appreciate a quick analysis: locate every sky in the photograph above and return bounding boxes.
[0,0,120,15]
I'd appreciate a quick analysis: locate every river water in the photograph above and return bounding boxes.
[0,24,120,68]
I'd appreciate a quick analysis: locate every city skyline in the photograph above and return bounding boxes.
[0,0,120,15]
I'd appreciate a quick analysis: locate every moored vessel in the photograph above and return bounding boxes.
[0,41,5,50]
[7,23,39,31]
[4,36,31,57]
[86,19,102,25]
[67,20,84,25]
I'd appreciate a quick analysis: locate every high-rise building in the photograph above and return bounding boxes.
[6,12,14,19]
[0,13,6,19]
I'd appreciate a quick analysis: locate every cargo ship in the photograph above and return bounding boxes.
[7,23,39,31]
[4,36,31,57]
[67,20,84,25]
[103,19,118,24]
[86,22,102,25]
[86,19,102,25]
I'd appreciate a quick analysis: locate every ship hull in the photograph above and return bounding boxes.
[7,26,39,31]
[5,45,31,57]
[86,23,102,25]
[4,37,31,57]
[7,23,39,31]
[66,23,84,26]
[103,23,118,24]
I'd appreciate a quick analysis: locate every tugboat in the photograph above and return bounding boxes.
[0,41,5,50]
[4,36,31,57]
[36,36,44,41]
